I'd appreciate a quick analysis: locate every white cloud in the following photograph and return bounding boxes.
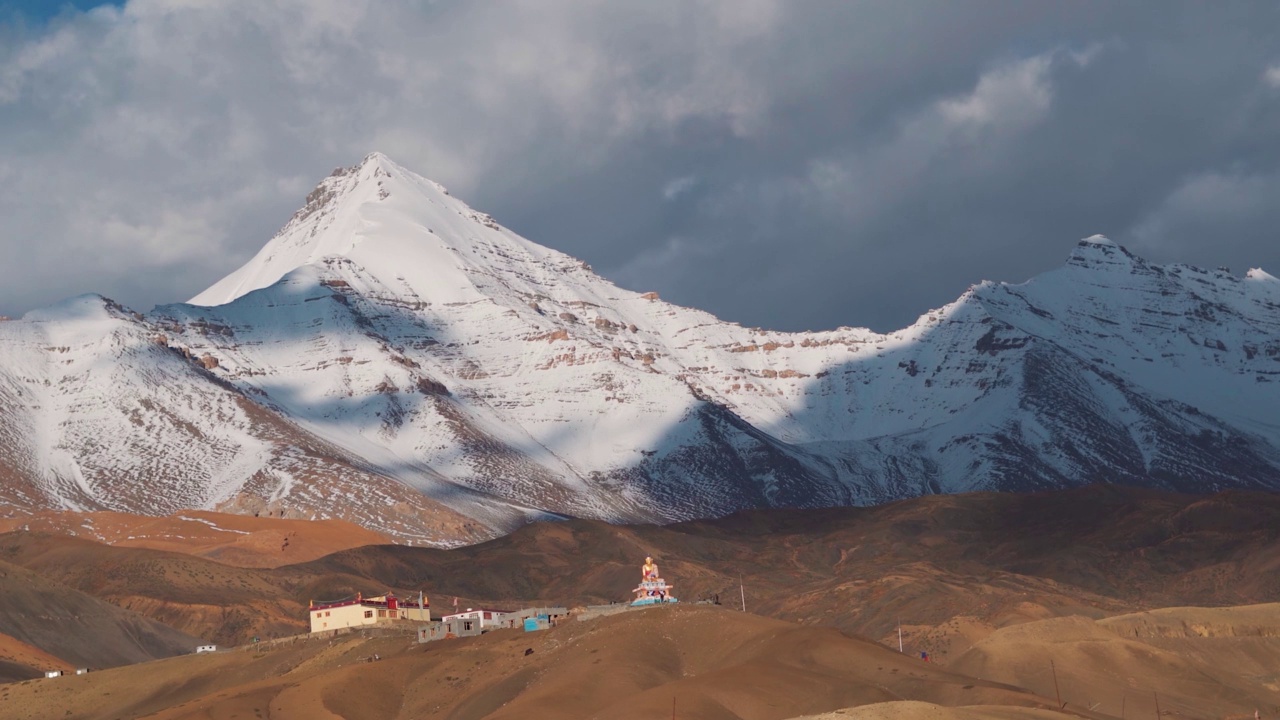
[763,48,1080,226]
[1265,64,1280,88]
[0,0,786,314]
[938,54,1053,129]
[610,236,722,290]
[0,2,1275,335]
[1127,169,1280,255]
[662,176,697,201]
[1067,43,1106,69]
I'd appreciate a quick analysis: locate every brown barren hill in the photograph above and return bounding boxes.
[791,701,1077,719]
[3,485,1279,658]
[287,485,1280,661]
[950,604,1280,720]
[0,558,203,671]
[0,510,393,567]
[0,605,1078,720]
[0,631,71,683]
[0,486,1277,716]
[0,533,310,647]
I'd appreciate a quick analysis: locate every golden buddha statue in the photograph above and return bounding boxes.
[642,556,659,580]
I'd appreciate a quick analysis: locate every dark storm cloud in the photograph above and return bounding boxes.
[0,1,1277,332]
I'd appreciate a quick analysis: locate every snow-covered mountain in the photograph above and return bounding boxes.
[2,153,1278,545]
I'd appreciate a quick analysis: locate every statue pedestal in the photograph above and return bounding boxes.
[630,579,678,607]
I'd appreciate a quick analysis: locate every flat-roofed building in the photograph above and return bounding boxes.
[309,593,430,633]
[439,608,513,630]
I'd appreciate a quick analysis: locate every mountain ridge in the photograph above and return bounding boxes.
[1,153,1277,544]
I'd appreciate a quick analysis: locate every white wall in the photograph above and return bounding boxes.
[309,603,379,633]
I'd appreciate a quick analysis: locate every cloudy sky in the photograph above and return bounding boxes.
[1,1,1278,332]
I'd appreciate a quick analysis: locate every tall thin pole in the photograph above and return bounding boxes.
[739,575,746,612]
[672,696,676,720]
[1153,691,1161,719]
[898,620,903,652]
[1121,694,1126,719]
[1051,660,1062,709]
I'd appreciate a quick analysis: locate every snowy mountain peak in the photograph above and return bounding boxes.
[351,151,453,196]
[189,152,485,307]
[1065,233,1139,272]
[5,154,1280,547]
[22,293,108,321]
[1247,267,1278,283]
[188,152,643,330]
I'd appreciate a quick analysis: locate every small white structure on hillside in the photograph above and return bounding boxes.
[440,608,512,630]
[44,670,63,678]
[195,645,217,653]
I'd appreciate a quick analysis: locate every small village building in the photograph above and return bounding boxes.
[440,608,512,630]
[512,607,568,631]
[418,616,483,642]
[74,668,89,675]
[44,670,63,679]
[195,645,217,653]
[418,606,569,642]
[309,592,431,633]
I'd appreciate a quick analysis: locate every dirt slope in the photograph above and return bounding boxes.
[0,510,392,567]
[287,485,1280,660]
[0,534,307,647]
[0,486,1276,717]
[6,603,1269,719]
[791,702,1078,719]
[0,631,70,683]
[3,485,1279,659]
[0,606,1078,720]
[950,604,1280,719]
[0,558,204,671]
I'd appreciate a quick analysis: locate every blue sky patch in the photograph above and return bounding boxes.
[1,0,122,26]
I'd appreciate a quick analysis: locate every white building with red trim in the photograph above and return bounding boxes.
[308,593,430,633]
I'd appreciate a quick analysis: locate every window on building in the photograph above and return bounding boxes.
[325,611,331,617]
[364,610,373,619]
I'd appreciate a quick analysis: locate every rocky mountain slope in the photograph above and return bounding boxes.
[1,153,1277,543]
